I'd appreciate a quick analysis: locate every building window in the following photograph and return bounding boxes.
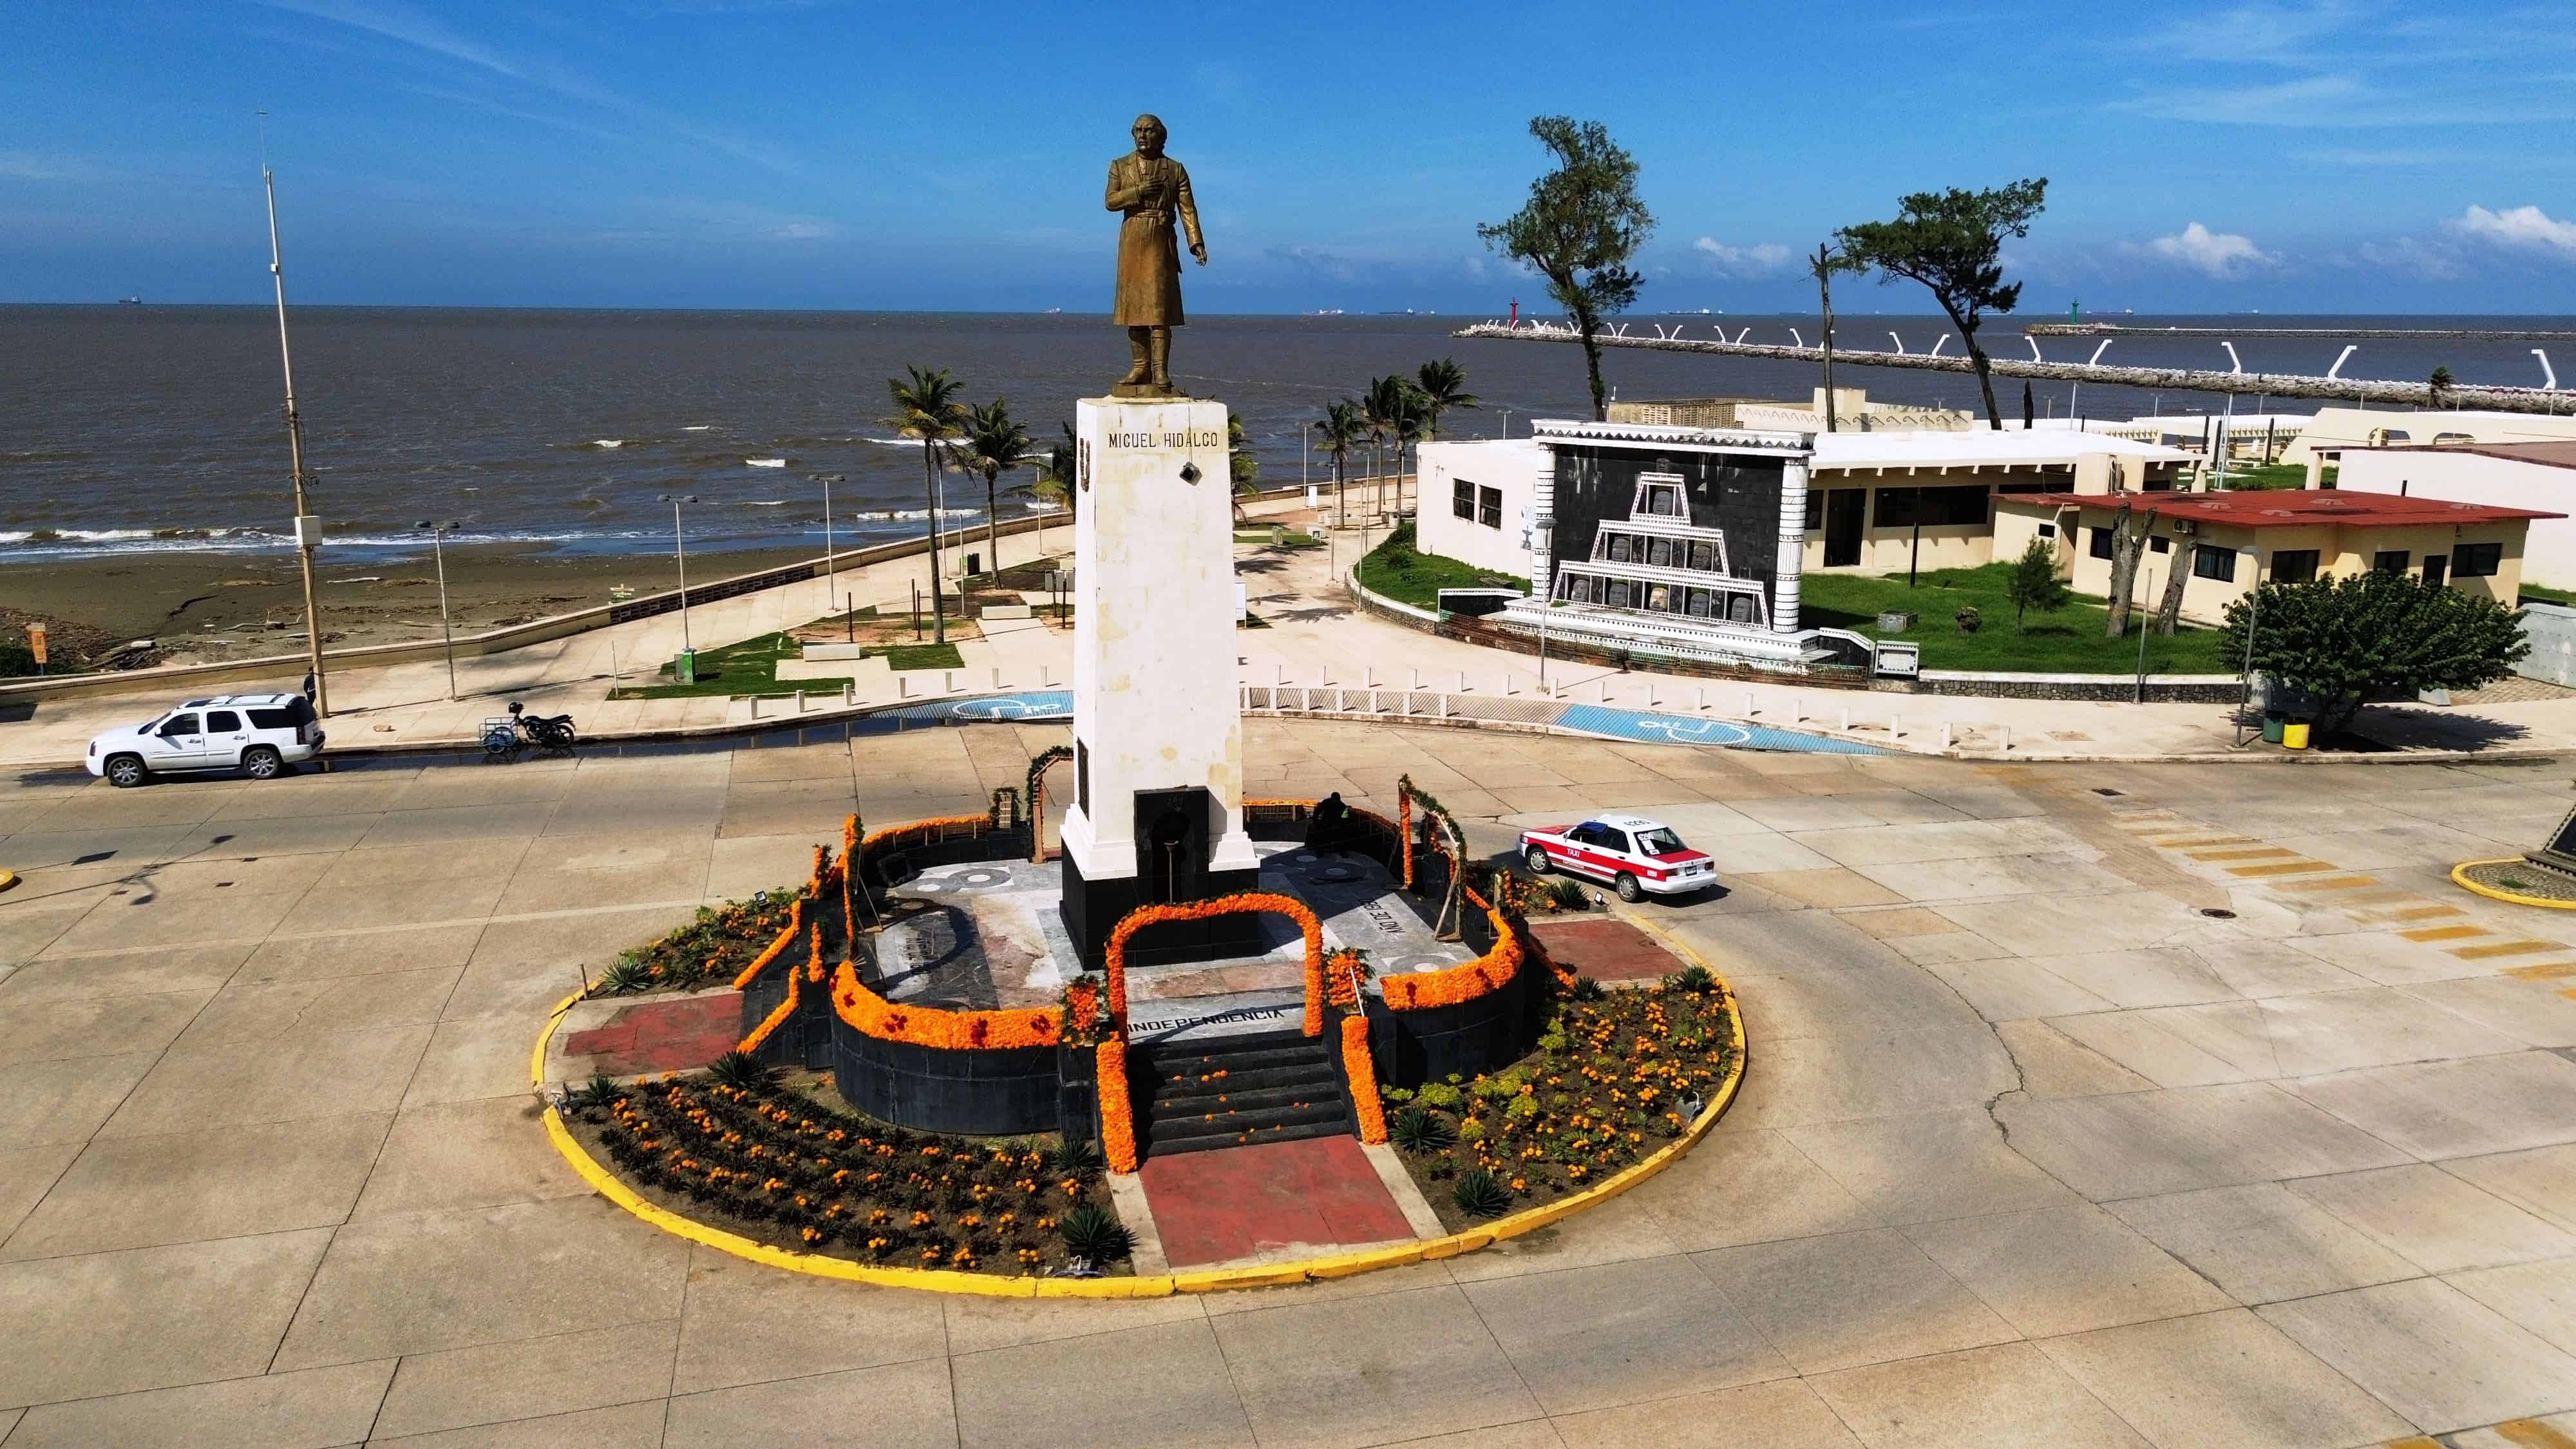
[2271,549,2320,583]
[2090,526,2117,561]
[1876,484,1990,528]
[1477,486,1502,529]
[2036,523,2056,540]
[1452,477,1475,521]
[2149,536,2170,554]
[1803,491,1823,530]
[2372,549,2410,574]
[2454,542,2503,578]
[2192,544,2239,582]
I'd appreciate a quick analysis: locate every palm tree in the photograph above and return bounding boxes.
[884,365,967,644]
[949,398,1034,584]
[1227,415,1260,521]
[1413,357,1479,440]
[1030,420,1076,560]
[1361,374,1425,516]
[1313,400,1367,531]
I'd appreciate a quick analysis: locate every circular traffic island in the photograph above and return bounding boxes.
[536,787,1745,1295]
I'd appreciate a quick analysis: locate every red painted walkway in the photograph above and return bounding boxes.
[562,994,743,1076]
[1530,916,1674,981]
[1139,1135,1414,1268]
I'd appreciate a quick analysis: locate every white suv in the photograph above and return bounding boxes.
[87,694,326,787]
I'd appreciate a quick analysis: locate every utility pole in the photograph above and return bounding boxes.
[417,520,460,699]
[260,113,328,717]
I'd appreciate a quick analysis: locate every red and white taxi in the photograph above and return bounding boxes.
[1517,814,1717,902]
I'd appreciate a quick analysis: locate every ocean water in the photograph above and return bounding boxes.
[3,306,2568,563]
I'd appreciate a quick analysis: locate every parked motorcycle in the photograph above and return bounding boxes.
[482,701,578,757]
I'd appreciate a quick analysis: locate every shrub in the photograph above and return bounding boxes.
[1416,1083,1464,1111]
[1390,1106,1457,1153]
[1955,604,1984,634]
[706,1051,772,1089]
[1057,1203,1133,1263]
[567,1074,622,1112]
[1546,878,1590,911]
[1570,976,1607,1003]
[1458,1118,1486,1142]
[1454,1168,1510,1218]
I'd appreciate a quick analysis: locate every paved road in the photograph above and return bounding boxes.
[3,723,2576,1445]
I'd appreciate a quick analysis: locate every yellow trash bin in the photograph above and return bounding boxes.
[2281,721,2311,750]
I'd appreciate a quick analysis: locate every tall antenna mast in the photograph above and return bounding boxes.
[260,110,329,717]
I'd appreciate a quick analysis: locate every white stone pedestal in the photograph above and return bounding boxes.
[1057,396,1257,966]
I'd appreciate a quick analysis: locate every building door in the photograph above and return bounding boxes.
[1824,489,1864,568]
[2423,553,2448,588]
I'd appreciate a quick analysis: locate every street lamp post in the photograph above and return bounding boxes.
[416,520,462,700]
[811,473,844,616]
[659,493,699,660]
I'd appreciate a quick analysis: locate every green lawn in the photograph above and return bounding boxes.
[2214,462,2307,491]
[609,632,965,699]
[2519,582,2576,607]
[612,631,845,700]
[1355,524,1531,611]
[1801,564,2234,674]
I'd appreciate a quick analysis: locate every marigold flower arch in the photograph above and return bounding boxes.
[1103,892,1326,1037]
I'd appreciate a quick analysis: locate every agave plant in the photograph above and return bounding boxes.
[1546,878,1591,912]
[1666,964,1718,994]
[565,1073,622,1112]
[1048,1135,1104,1183]
[596,957,656,996]
[1389,1106,1456,1155]
[1453,1167,1510,1218]
[705,1050,772,1089]
[1057,1202,1133,1262]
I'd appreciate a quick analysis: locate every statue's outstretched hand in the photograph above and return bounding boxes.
[1191,243,1209,265]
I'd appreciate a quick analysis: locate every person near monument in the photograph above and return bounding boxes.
[1306,791,1352,857]
[1105,113,1205,396]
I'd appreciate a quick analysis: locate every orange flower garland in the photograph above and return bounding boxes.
[830,961,1063,1051]
[1097,1037,1138,1172]
[1341,1013,1387,1143]
[1379,889,1542,1012]
[728,895,807,991]
[1397,792,1414,889]
[1104,891,1325,1036]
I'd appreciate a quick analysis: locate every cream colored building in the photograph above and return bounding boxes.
[2334,440,2576,589]
[2284,406,2576,480]
[1991,489,2559,626]
[1611,388,1972,432]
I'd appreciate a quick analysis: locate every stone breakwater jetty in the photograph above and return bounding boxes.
[2029,322,2576,340]
[1455,321,2576,415]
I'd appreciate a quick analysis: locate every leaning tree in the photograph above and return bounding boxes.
[1479,115,1654,422]
[1839,178,2048,431]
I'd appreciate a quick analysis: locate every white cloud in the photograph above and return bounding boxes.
[2357,235,2465,280]
[2145,222,2276,276]
[1691,238,1792,276]
[2452,204,2576,255]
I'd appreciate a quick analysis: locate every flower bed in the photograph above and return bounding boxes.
[1381,971,1736,1231]
[569,1062,1135,1276]
[596,888,811,995]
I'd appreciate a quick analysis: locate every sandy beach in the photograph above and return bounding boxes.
[2,543,841,668]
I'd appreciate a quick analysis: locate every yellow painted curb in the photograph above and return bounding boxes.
[529,913,1748,1297]
[2453,858,2576,911]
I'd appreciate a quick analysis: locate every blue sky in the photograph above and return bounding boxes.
[7,0,2575,312]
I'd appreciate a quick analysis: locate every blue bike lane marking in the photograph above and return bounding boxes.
[1553,702,1888,755]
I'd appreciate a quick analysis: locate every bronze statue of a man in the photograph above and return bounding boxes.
[1105,113,1205,397]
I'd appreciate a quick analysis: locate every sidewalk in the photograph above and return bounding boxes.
[9,498,2576,767]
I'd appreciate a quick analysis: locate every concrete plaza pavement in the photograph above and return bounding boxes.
[5,721,2576,1443]
[13,500,2576,772]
